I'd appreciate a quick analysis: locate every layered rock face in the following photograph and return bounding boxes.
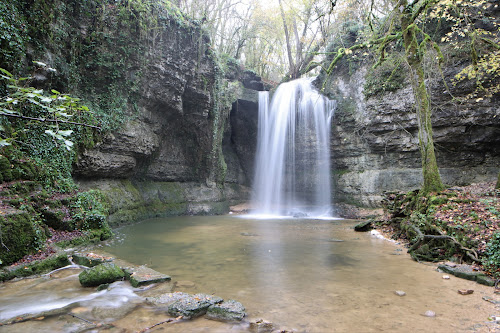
[68,9,261,220]
[74,24,216,183]
[322,65,500,207]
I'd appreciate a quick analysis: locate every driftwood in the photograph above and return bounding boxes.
[137,316,183,333]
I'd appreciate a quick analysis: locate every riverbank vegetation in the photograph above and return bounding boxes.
[380,182,500,279]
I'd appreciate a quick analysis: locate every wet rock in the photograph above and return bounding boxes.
[167,293,223,319]
[72,252,113,267]
[437,264,487,283]
[175,280,196,288]
[79,263,125,287]
[482,296,500,305]
[206,299,246,321]
[458,289,474,295]
[240,70,265,91]
[424,310,436,317]
[394,290,406,296]
[476,274,496,287]
[249,318,277,333]
[146,292,191,307]
[125,265,171,288]
[193,293,224,306]
[354,220,373,232]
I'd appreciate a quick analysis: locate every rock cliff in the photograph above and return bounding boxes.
[0,1,262,223]
[320,61,500,208]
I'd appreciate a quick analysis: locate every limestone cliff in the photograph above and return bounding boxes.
[0,0,260,224]
[319,59,500,208]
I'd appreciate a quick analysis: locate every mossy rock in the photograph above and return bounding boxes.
[0,155,13,182]
[72,253,114,267]
[0,254,70,282]
[39,207,67,230]
[206,300,246,321]
[79,262,125,287]
[476,274,496,287]
[123,265,171,287]
[438,264,492,284]
[354,220,373,232]
[0,211,46,266]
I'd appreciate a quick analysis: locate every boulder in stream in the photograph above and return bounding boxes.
[145,292,191,307]
[79,263,125,287]
[167,293,223,319]
[206,299,246,321]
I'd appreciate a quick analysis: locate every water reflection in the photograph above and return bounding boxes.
[0,216,497,332]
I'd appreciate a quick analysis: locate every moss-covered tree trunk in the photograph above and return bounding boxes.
[400,2,444,194]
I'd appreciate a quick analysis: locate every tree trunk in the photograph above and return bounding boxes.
[400,1,443,194]
[496,171,500,189]
[279,0,295,79]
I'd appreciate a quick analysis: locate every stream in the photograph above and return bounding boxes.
[0,216,498,332]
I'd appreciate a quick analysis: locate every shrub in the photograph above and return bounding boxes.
[483,232,500,278]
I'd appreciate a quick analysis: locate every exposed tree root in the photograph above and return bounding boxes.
[407,224,480,262]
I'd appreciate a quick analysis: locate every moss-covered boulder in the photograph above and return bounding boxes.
[0,210,46,266]
[354,220,373,232]
[79,262,125,287]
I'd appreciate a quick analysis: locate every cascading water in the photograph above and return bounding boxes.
[251,78,336,217]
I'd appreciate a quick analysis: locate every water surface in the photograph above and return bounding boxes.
[100,215,497,332]
[0,215,497,332]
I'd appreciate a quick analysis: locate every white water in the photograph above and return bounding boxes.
[251,78,335,217]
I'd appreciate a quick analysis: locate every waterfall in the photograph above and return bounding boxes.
[251,78,336,217]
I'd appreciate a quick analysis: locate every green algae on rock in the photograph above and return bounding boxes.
[79,262,125,287]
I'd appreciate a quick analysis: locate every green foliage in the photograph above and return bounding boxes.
[364,54,406,97]
[71,190,112,238]
[0,66,95,150]
[0,65,100,191]
[430,0,500,99]
[0,2,28,73]
[482,232,500,278]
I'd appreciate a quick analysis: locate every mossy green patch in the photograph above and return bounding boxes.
[364,54,406,97]
[0,253,70,282]
[0,211,46,266]
[79,262,125,287]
